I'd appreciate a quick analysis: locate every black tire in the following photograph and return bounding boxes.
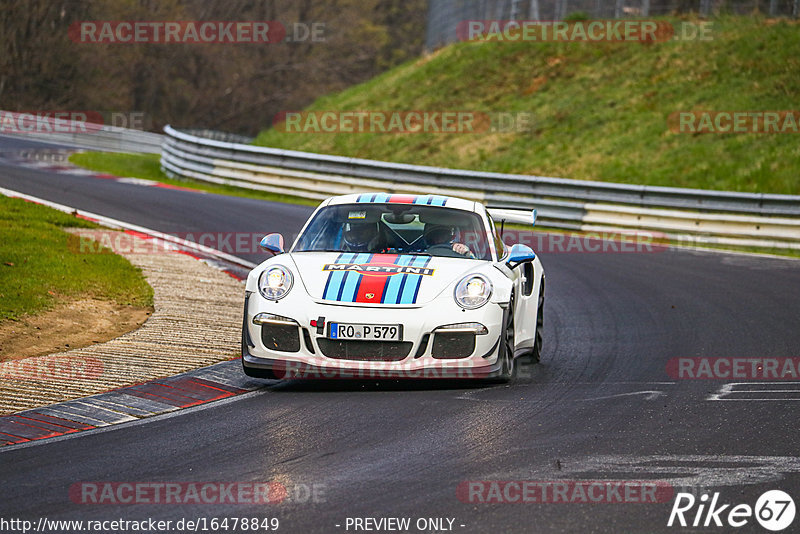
[530,278,545,363]
[496,293,516,382]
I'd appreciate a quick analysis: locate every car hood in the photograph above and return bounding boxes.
[288,252,485,306]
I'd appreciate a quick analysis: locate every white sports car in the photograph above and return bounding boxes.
[242,193,544,381]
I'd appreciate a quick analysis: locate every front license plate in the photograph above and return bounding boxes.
[328,323,402,341]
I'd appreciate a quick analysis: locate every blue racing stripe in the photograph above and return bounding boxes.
[402,255,432,305]
[398,255,429,304]
[381,255,413,304]
[357,193,389,203]
[323,253,353,300]
[395,271,410,305]
[338,253,371,302]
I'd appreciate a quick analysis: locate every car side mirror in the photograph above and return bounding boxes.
[260,233,285,255]
[507,243,536,268]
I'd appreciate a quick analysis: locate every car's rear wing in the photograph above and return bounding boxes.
[486,206,537,227]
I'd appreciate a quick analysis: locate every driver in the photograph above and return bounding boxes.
[424,224,472,256]
[342,221,381,252]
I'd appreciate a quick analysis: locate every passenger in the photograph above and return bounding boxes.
[424,224,473,256]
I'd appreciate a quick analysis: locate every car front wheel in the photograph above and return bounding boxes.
[495,293,516,382]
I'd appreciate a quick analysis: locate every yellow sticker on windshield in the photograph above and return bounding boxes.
[348,210,366,219]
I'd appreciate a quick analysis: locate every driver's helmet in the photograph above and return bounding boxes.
[424,224,455,245]
[343,222,378,251]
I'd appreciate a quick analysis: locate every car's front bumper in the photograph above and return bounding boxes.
[242,292,505,379]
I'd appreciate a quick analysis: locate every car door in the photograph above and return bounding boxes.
[488,212,535,352]
[513,259,537,350]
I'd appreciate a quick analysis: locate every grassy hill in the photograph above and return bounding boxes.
[254,16,800,195]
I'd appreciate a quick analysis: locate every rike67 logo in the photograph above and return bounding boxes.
[668,490,795,531]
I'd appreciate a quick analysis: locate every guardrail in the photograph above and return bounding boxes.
[162,125,800,250]
[0,110,163,154]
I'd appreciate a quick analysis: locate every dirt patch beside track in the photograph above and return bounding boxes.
[0,231,243,415]
[0,299,152,362]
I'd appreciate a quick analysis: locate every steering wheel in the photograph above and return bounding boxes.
[426,244,476,259]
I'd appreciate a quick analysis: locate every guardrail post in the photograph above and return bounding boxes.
[528,0,540,19]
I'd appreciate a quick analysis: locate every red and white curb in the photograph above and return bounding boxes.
[0,186,266,447]
[0,359,260,448]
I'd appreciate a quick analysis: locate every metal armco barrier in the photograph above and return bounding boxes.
[160,125,800,250]
[0,110,163,154]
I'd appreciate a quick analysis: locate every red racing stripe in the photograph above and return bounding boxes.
[387,194,416,204]
[354,254,398,303]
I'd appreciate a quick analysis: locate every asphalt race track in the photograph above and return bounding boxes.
[1,135,800,533]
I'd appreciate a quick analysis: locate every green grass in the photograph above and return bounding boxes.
[0,195,154,321]
[71,152,167,181]
[253,15,800,195]
[69,152,319,207]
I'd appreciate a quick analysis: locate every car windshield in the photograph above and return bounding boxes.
[292,203,492,260]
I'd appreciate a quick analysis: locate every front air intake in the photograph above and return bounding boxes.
[260,323,301,353]
[317,339,412,361]
[431,332,475,359]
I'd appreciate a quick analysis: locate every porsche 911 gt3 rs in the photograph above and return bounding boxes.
[241,193,544,381]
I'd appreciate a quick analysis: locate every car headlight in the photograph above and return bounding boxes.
[258,265,293,301]
[454,274,492,309]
